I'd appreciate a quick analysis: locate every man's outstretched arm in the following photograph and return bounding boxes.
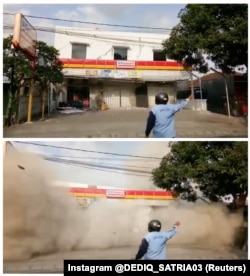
[163,221,180,240]
[172,93,193,113]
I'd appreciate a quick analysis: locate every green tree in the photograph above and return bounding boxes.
[162,4,248,73]
[3,36,30,89]
[3,35,64,120]
[35,41,64,118]
[152,142,248,202]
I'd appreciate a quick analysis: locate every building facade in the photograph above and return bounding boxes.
[54,26,190,109]
[177,73,248,116]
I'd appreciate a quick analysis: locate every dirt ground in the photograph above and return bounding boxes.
[3,108,248,138]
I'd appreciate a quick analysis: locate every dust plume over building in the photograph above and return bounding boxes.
[3,149,153,261]
[3,145,243,261]
[120,141,243,249]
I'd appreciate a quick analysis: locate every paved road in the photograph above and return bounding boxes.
[3,246,248,273]
[3,109,248,138]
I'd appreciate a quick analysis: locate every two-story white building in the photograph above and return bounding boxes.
[54,26,190,109]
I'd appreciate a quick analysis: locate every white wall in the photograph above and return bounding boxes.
[54,27,191,109]
[54,26,168,60]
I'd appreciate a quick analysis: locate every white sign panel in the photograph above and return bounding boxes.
[106,189,125,198]
[116,60,135,69]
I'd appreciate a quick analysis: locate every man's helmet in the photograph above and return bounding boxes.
[148,219,162,232]
[155,92,169,105]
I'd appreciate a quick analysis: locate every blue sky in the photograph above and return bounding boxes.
[3,3,185,45]
[11,141,170,189]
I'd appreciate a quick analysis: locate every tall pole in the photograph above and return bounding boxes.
[224,77,231,118]
[190,71,195,110]
[6,48,15,126]
[199,78,203,100]
[27,59,35,122]
[41,88,46,119]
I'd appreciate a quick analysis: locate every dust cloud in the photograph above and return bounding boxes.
[3,148,243,262]
[119,141,243,248]
[122,141,171,189]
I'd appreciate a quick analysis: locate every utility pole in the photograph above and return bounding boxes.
[6,46,16,127]
[190,70,195,111]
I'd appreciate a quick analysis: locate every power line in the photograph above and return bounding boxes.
[3,12,170,47]
[45,155,161,162]
[44,156,155,170]
[45,156,152,175]
[57,162,151,178]
[7,142,156,179]
[3,24,167,46]
[41,155,157,168]
[14,141,162,160]
[3,12,173,31]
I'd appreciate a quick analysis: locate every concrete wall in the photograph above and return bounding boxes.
[18,96,48,122]
[185,99,207,111]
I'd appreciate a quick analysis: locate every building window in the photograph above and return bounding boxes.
[71,43,87,59]
[153,50,166,61]
[114,47,127,60]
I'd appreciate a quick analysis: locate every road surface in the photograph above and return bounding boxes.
[3,246,248,273]
[3,109,248,138]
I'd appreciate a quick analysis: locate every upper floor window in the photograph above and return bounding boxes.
[114,47,128,60]
[153,50,166,61]
[71,43,87,59]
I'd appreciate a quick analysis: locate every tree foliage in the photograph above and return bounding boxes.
[3,36,64,91]
[162,4,248,73]
[152,142,248,202]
